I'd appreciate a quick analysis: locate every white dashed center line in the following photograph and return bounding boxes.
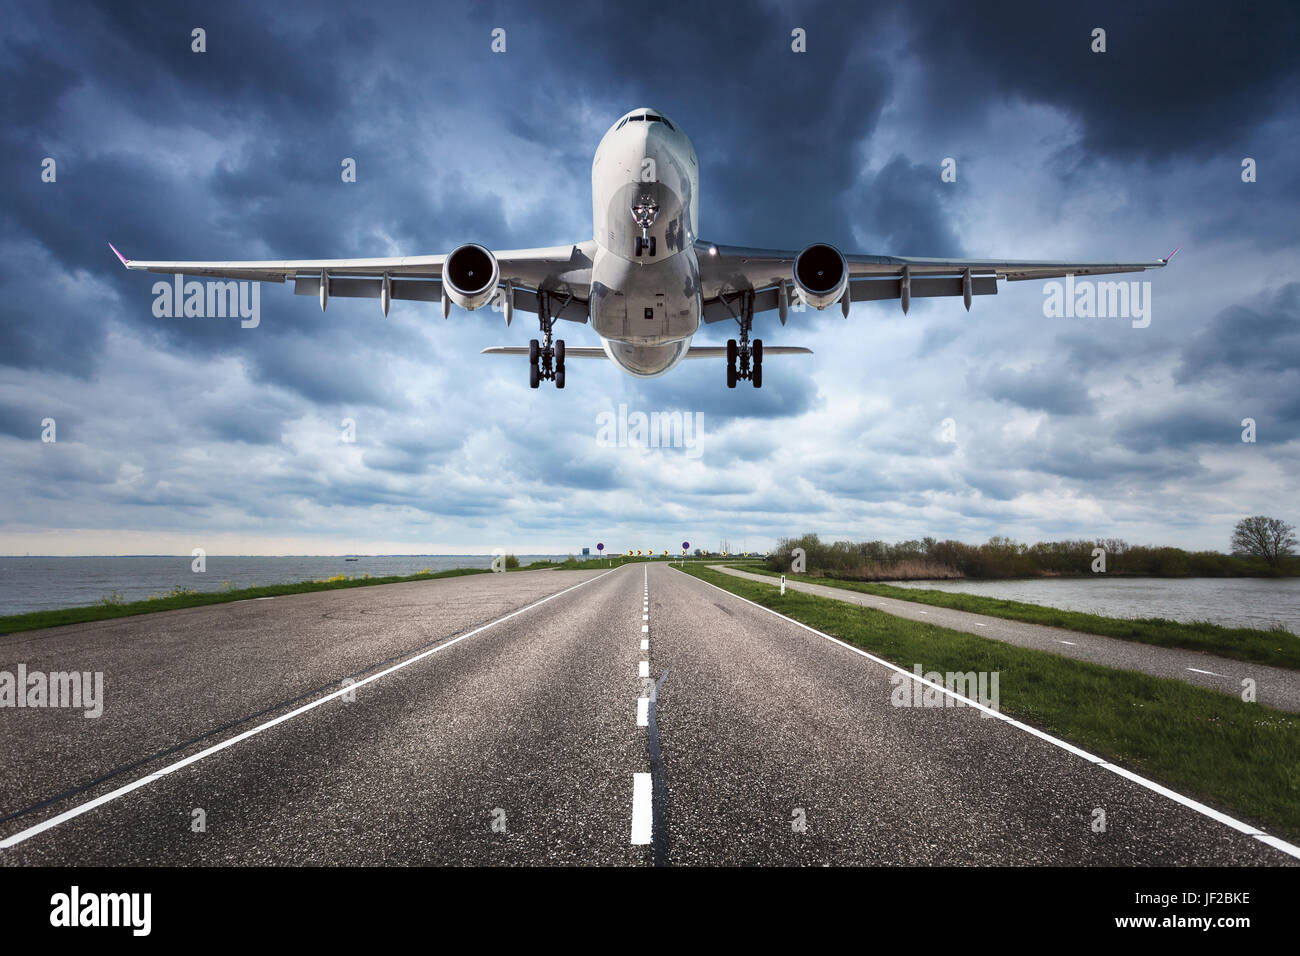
[632,564,657,848]
[1187,667,1227,677]
[630,772,652,844]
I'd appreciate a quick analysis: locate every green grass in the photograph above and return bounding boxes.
[0,567,492,636]
[684,564,1300,841]
[729,565,1300,671]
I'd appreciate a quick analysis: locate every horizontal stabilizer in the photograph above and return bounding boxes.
[480,346,813,359]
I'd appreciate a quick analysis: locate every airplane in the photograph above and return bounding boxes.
[110,107,1175,390]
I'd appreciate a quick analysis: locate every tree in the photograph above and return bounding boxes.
[1231,516,1297,568]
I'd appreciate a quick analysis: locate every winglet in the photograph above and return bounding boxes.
[1162,245,1181,264]
[108,242,129,268]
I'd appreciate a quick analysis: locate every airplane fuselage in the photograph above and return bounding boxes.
[589,109,702,377]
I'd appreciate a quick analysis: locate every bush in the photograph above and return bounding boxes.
[504,554,520,569]
[765,532,1293,580]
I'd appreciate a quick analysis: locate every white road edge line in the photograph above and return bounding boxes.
[676,566,1300,862]
[0,566,621,852]
[630,772,652,844]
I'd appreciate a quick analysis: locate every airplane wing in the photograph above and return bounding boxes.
[108,241,597,321]
[695,239,1178,323]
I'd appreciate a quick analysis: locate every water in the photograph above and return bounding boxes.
[889,576,1300,634]
[0,556,578,616]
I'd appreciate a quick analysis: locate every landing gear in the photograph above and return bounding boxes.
[632,196,659,258]
[722,290,763,388]
[528,292,567,389]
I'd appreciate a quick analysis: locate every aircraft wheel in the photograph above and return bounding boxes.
[726,339,738,388]
[752,339,763,388]
[555,339,565,368]
[752,362,762,388]
[529,339,540,364]
[555,367,565,389]
[529,362,540,389]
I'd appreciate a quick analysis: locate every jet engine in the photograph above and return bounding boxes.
[791,242,848,310]
[443,243,500,311]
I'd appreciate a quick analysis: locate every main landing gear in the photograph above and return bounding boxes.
[721,289,762,389]
[529,291,567,389]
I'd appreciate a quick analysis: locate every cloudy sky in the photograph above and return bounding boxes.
[1,0,1297,556]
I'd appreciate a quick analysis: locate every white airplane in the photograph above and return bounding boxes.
[111,107,1175,389]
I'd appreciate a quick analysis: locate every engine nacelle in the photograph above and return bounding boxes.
[443,243,500,311]
[791,242,848,310]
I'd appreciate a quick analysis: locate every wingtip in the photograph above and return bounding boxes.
[1163,245,1182,264]
[108,242,129,267]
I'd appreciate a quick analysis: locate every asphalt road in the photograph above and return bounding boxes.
[717,566,1300,713]
[0,563,1294,865]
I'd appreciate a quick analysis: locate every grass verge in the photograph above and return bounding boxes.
[685,564,1300,842]
[728,565,1300,671]
[0,567,491,637]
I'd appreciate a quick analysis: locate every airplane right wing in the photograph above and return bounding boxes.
[110,240,597,321]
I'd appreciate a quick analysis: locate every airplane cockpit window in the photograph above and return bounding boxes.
[629,115,645,121]
[661,117,674,130]
[616,118,627,130]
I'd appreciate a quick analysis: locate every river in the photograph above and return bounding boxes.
[889,576,1300,634]
[0,555,575,616]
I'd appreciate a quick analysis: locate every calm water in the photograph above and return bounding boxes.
[0,556,575,616]
[890,576,1300,634]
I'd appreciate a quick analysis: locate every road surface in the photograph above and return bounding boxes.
[0,563,1293,865]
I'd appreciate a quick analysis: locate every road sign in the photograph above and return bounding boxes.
[597,542,604,552]
[682,541,690,550]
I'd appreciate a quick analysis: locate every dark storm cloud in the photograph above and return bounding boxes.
[1175,283,1300,383]
[903,0,1300,164]
[851,156,964,258]
[972,363,1096,415]
[1115,404,1241,452]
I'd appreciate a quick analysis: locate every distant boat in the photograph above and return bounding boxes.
[344,557,359,562]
